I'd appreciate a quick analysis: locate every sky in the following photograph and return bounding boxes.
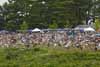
[0,0,8,5]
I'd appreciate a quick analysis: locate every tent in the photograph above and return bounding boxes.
[74,25,95,32]
[95,33,100,37]
[84,27,95,32]
[32,28,41,32]
[0,30,8,33]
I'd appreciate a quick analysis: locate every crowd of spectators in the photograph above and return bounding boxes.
[0,30,100,50]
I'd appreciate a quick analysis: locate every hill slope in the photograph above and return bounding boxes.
[0,47,100,67]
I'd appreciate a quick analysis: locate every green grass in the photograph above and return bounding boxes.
[0,47,100,67]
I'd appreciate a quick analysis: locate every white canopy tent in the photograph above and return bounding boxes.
[32,28,41,32]
[84,27,95,32]
[74,25,95,32]
[74,27,83,30]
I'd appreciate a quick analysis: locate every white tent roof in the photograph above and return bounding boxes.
[84,27,95,32]
[74,25,94,30]
[32,28,41,32]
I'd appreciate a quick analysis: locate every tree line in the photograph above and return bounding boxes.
[0,0,100,31]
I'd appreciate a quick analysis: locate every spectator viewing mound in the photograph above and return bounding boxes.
[0,47,100,67]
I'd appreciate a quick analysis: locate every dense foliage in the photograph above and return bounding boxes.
[0,0,100,30]
[0,47,100,67]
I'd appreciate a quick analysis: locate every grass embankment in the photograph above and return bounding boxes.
[0,47,100,67]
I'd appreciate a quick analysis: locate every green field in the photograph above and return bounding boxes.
[0,47,100,67]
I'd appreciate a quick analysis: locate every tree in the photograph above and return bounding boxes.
[1,0,100,30]
[4,20,17,31]
[94,19,100,30]
[20,21,28,30]
[49,22,58,29]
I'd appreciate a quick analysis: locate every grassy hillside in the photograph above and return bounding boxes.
[0,47,100,67]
